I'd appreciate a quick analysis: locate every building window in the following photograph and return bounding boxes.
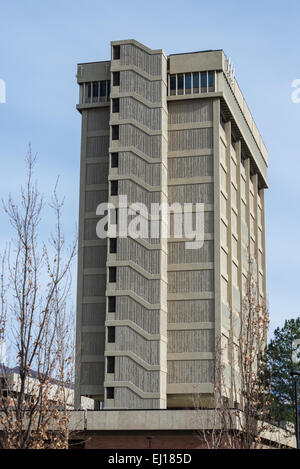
[113,71,120,86]
[108,296,116,312]
[110,180,118,196]
[110,208,118,226]
[112,98,119,113]
[185,74,191,94]
[168,72,215,96]
[109,266,116,283]
[111,152,119,168]
[106,387,114,399]
[208,71,215,92]
[107,356,115,373]
[177,74,184,95]
[92,82,99,102]
[170,75,176,96]
[201,72,207,93]
[81,80,110,104]
[87,83,91,100]
[100,81,107,101]
[112,125,119,140]
[193,73,199,93]
[107,326,116,343]
[109,238,117,253]
[113,45,120,60]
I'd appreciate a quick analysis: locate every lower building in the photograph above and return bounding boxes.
[17,410,294,449]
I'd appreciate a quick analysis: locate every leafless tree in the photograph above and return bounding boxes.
[194,265,271,449]
[234,265,270,449]
[0,145,77,449]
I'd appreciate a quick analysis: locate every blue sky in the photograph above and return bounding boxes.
[0,0,299,336]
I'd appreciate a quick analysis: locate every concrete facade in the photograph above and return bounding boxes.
[75,40,268,411]
[0,410,295,448]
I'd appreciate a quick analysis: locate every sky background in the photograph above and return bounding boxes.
[0,0,299,337]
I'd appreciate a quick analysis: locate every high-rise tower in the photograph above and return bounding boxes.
[75,40,268,410]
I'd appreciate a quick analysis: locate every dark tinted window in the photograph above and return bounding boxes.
[113,71,120,86]
[208,71,214,91]
[107,356,115,373]
[100,81,106,97]
[111,152,118,168]
[107,326,116,343]
[201,72,207,92]
[108,296,116,312]
[112,125,119,140]
[109,238,117,253]
[111,180,118,196]
[185,74,191,90]
[193,73,199,91]
[170,75,176,91]
[106,387,114,399]
[112,98,119,113]
[92,82,99,97]
[113,45,120,60]
[177,74,184,94]
[109,266,116,283]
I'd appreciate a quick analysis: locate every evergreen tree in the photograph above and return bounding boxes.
[267,318,300,425]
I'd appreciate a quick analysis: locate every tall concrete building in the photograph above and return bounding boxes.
[75,39,268,410]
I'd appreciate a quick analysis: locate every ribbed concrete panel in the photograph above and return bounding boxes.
[167,98,215,407]
[83,246,107,269]
[120,70,161,103]
[82,303,106,327]
[86,162,108,185]
[75,95,110,406]
[116,297,160,334]
[84,218,103,240]
[168,155,213,179]
[167,360,214,384]
[87,108,110,131]
[168,240,214,265]
[168,330,214,353]
[168,183,213,204]
[117,238,160,274]
[168,270,214,293]
[120,97,161,130]
[121,43,162,76]
[80,362,104,386]
[115,327,160,365]
[169,211,214,236]
[104,40,168,409]
[86,136,109,158]
[118,152,161,186]
[168,128,213,152]
[118,179,161,207]
[85,190,107,212]
[168,100,213,124]
[117,267,161,304]
[115,357,160,393]
[83,274,106,297]
[114,388,160,409]
[82,332,105,355]
[119,124,161,158]
[168,299,214,323]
